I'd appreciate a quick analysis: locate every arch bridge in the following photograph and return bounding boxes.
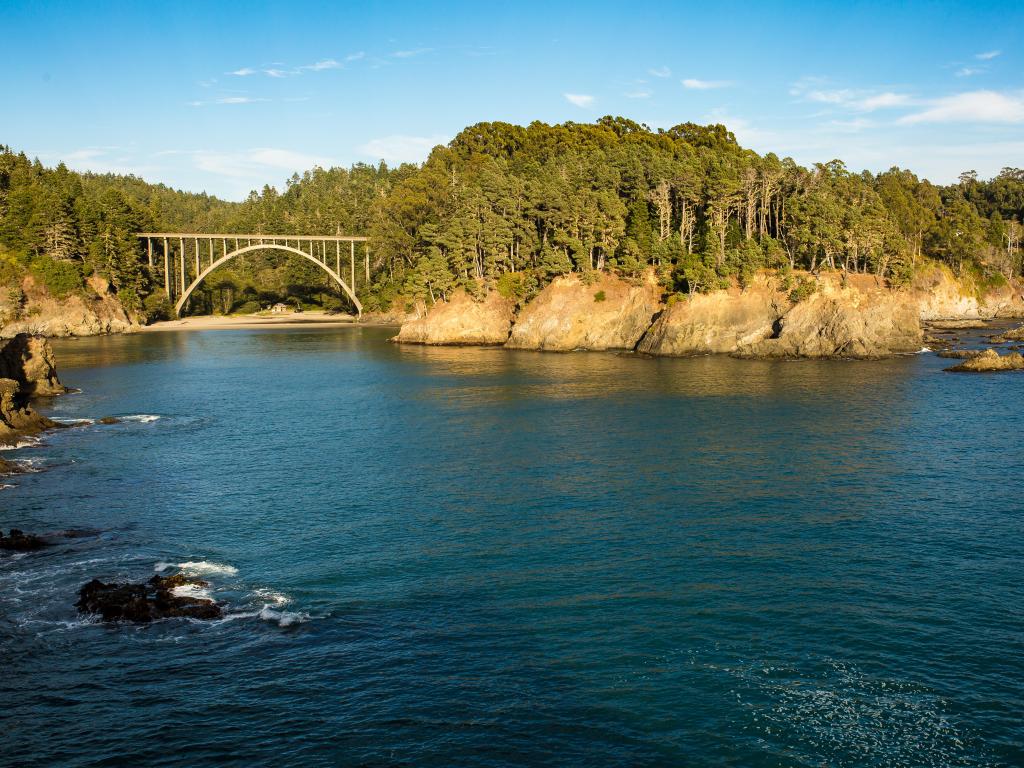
[136,233,370,317]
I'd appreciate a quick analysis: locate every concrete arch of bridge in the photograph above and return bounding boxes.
[174,243,362,317]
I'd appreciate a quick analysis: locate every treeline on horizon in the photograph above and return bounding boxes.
[1,117,1022,318]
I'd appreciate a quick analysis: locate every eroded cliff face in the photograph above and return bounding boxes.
[0,335,64,453]
[744,290,923,358]
[637,279,785,356]
[506,273,660,351]
[393,288,514,345]
[0,276,138,339]
[912,265,1024,321]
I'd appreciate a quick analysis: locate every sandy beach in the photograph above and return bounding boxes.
[142,311,395,332]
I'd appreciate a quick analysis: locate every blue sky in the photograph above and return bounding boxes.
[3,1,1022,199]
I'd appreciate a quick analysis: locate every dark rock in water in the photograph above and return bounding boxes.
[0,528,48,551]
[98,416,120,424]
[76,572,222,622]
[937,349,985,359]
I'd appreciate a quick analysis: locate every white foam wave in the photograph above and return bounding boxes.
[0,436,41,451]
[258,606,309,627]
[53,417,94,426]
[171,583,213,601]
[919,347,932,353]
[0,483,15,490]
[156,560,238,576]
[121,414,161,423]
[252,587,291,606]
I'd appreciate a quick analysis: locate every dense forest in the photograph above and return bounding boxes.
[2,118,1022,319]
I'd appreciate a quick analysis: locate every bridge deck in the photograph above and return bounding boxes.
[137,232,368,241]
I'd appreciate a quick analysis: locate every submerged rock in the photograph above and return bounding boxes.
[76,572,223,622]
[506,272,660,351]
[98,416,120,424]
[394,289,514,345]
[945,349,1024,373]
[0,529,48,551]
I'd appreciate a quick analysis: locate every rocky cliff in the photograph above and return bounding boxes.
[911,265,1024,321]
[0,275,138,339]
[392,267,1024,359]
[637,279,785,356]
[505,272,660,351]
[0,335,63,450]
[393,288,514,345]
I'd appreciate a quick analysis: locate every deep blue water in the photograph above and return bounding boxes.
[1,326,1022,767]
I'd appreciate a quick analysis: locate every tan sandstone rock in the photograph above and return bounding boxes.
[506,272,659,351]
[946,348,1024,373]
[393,289,514,345]
[745,289,922,358]
[638,281,785,356]
[0,334,66,396]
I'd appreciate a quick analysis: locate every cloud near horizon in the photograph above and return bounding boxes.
[357,134,449,164]
[899,90,1024,124]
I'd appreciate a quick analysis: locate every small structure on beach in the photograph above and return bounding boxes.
[270,302,288,314]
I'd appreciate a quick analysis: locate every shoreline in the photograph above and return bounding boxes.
[142,311,400,332]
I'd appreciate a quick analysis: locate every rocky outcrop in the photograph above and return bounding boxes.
[0,275,138,339]
[989,324,1024,343]
[0,529,48,552]
[0,334,66,396]
[394,289,514,345]
[746,290,923,359]
[639,281,784,356]
[76,572,223,622]
[0,377,58,445]
[506,273,659,351]
[946,349,1024,373]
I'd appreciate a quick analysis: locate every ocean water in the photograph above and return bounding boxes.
[1,326,1022,767]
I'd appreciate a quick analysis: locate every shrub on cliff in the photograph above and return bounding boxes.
[29,256,83,299]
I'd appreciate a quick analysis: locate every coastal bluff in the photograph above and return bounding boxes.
[394,270,952,359]
[0,334,64,451]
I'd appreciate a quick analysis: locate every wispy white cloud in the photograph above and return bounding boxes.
[301,59,341,71]
[625,89,652,99]
[357,134,448,164]
[156,148,332,179]
[956,67,984,77]
[899,90,1024,124]
[345,51,365,62]
[392,48,432,58]
[792,80,911,112]
[229,67,257,76]
[564,93,594,108]
[263,68,291,78]
[975,50,1001,60]
[189,96,269,107]
[682,78,733,90]
[648,66,671,78]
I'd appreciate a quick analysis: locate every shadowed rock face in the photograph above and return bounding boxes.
[946,349,1024,373]
[394,289,514,345]
[76,573,223,622]
[0,334,67,396]
[506,273,660,351]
